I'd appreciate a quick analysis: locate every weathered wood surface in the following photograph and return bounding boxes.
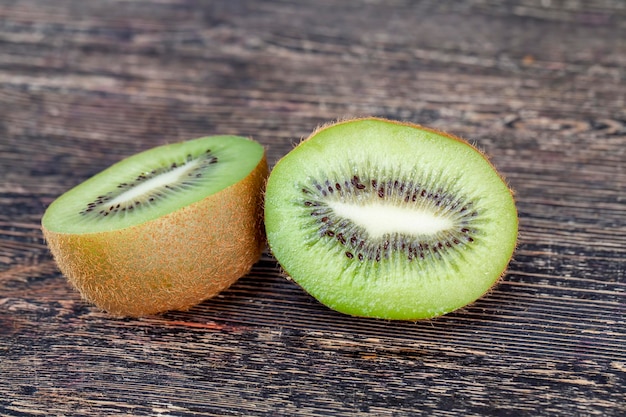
[1,0,625,415]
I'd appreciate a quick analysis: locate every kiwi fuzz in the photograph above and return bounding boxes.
[42,139,268,317]
[264,117,518,320]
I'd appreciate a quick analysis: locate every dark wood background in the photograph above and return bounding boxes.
[1,0,624,415]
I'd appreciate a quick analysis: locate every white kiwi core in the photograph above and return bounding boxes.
[327,200,453,239]
[107,159,201,206]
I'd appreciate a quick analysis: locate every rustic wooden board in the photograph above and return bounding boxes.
[1,0,624,415]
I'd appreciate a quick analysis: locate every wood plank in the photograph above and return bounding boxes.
[0,0,624,415]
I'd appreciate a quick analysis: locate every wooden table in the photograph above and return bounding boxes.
[1,1,624,415]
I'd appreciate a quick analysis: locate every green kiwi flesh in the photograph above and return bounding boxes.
[43,137,263,234]
[264,118,518,320]
[42,136,267,317]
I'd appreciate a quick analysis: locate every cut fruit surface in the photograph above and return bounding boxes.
[43,136,263,234]
[264,118,518,320]
[42,136,267,317]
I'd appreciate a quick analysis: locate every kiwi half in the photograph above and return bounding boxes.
[264,118,518,320]
[42,136,267,317]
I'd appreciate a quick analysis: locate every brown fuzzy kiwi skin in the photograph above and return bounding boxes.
[42,156,268,317]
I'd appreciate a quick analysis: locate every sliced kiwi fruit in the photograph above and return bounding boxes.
[42,136,268,317]
[264,118,518,320]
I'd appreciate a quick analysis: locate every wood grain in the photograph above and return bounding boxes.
[1,0,624,415]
